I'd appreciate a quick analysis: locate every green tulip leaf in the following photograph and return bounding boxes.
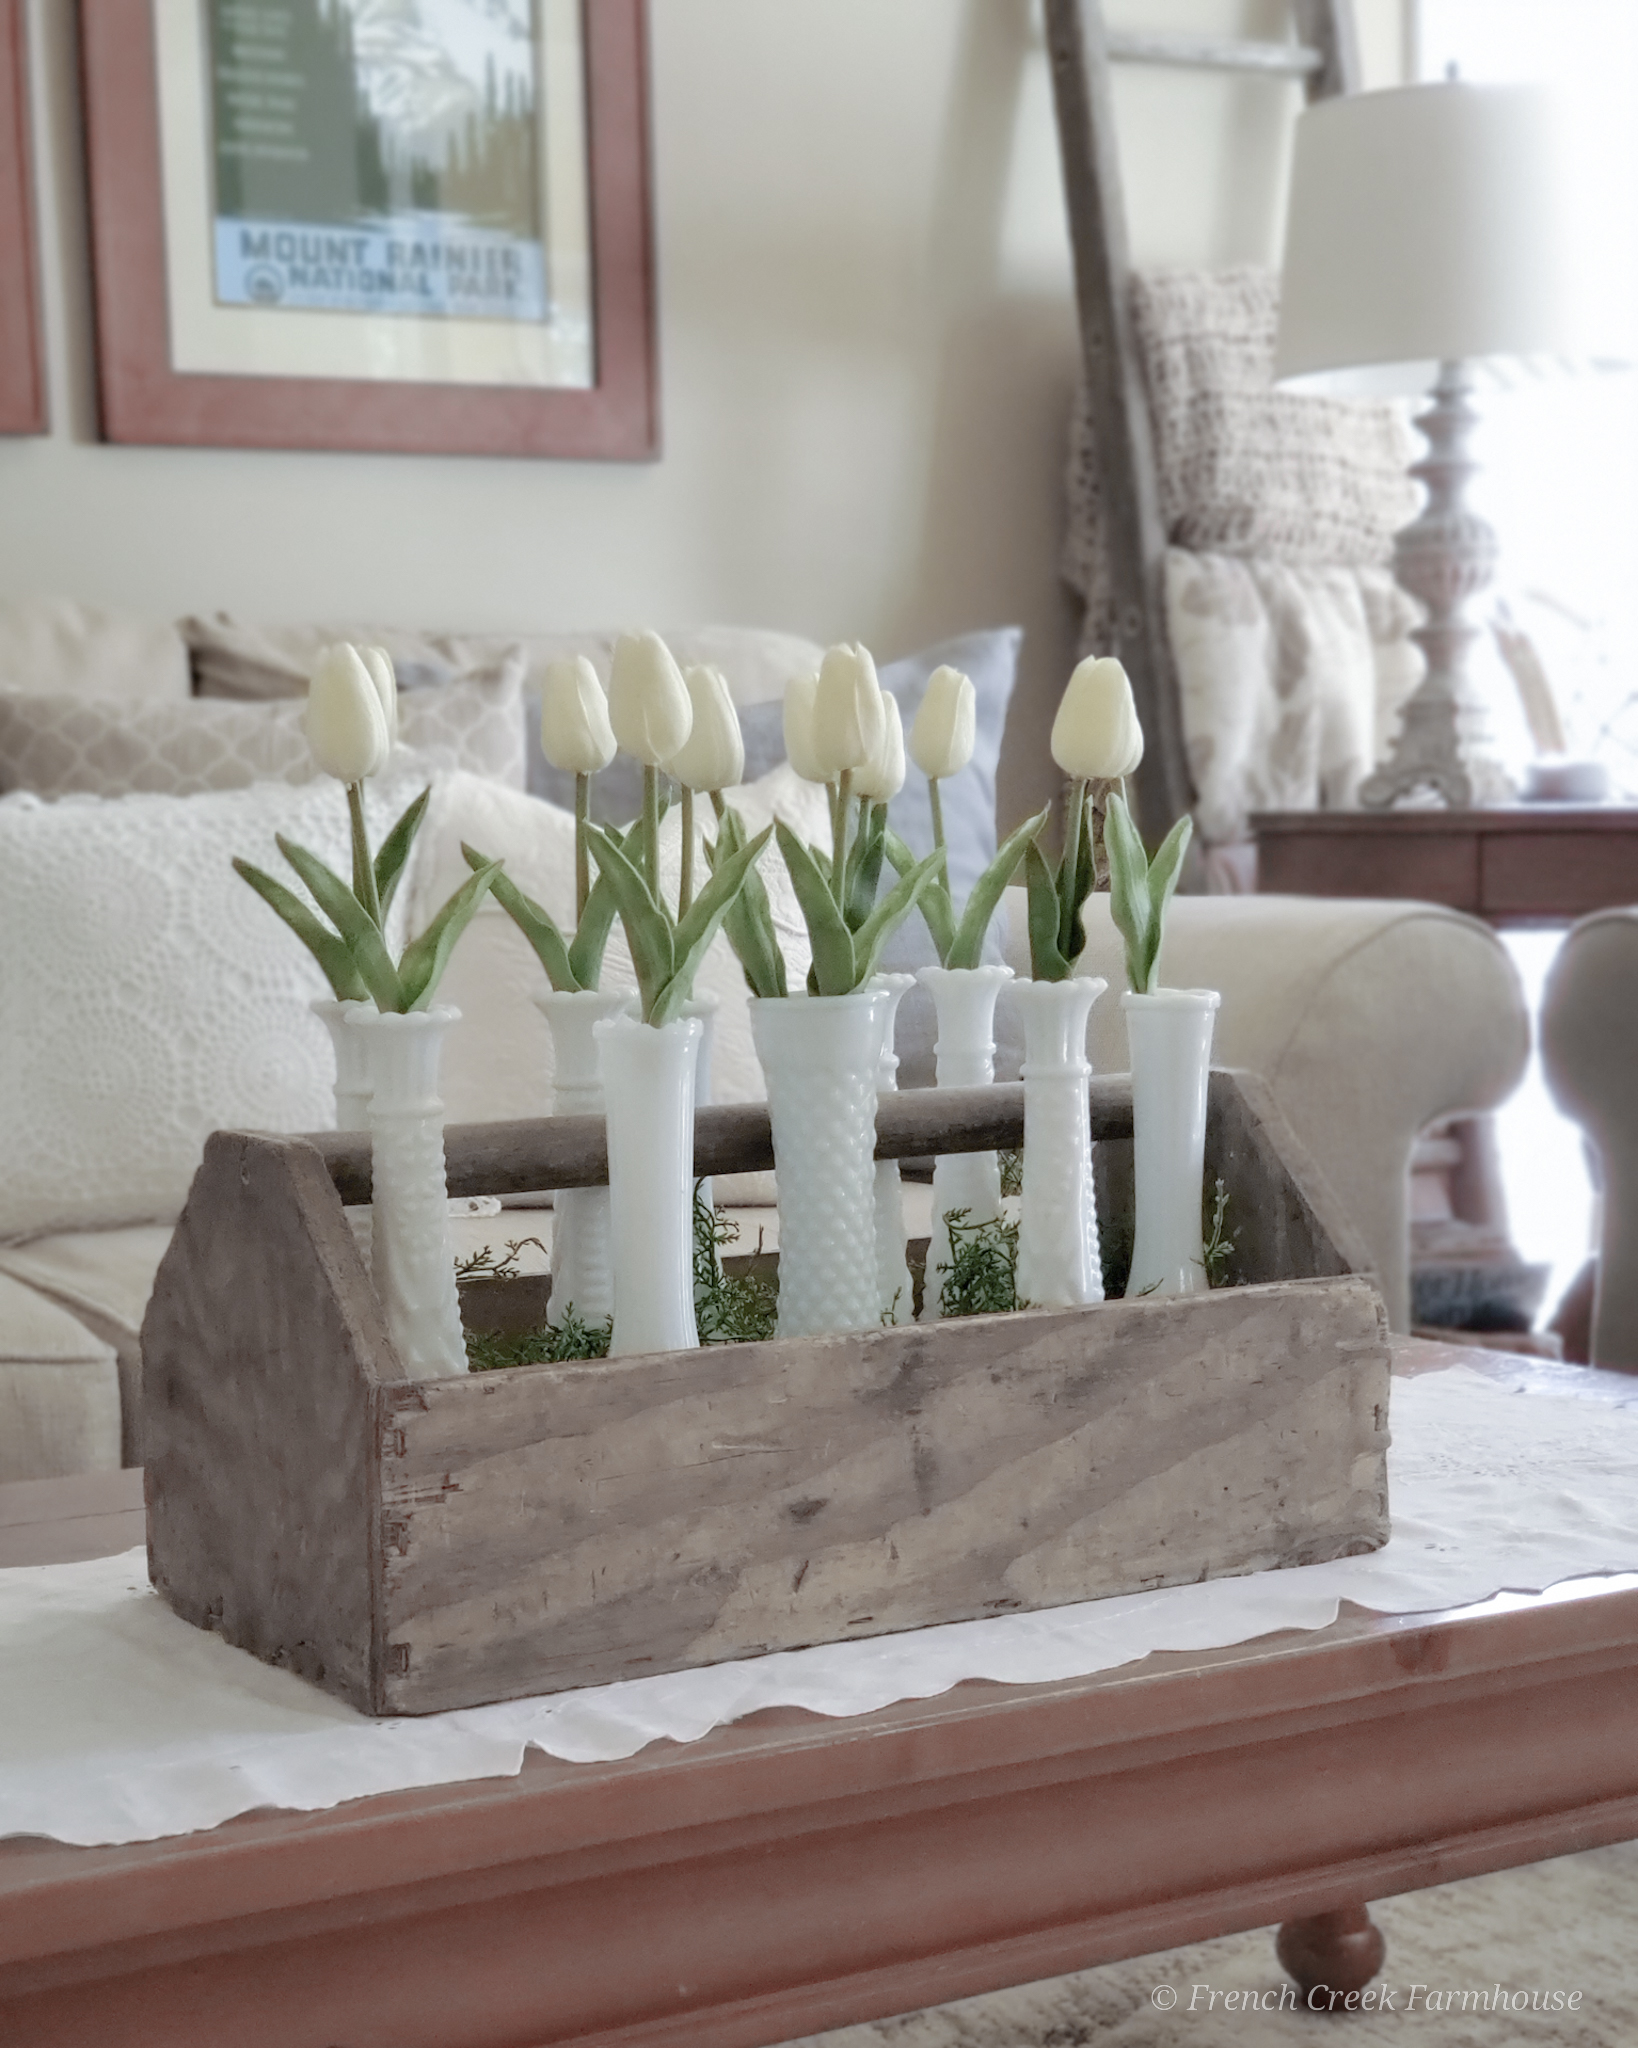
[946,805,1050,971]
[884,826,955,966]
[233,857,367,1002]
[374,785,432,922]
[1137,810,1194,993]
[1103,792,1157,995]
[852,844,946,987]
[584,821,676,1021]
[1062,798,1097,968]
[565,813,643,989]
[776,818,857,996]
[464,841,580,992]
[842,801,887,933]
[652,821,774,1025]
[275,834,405,1012]
[709,808,787,1000]
[1023,839,1073,982]
[398,859,501,1011]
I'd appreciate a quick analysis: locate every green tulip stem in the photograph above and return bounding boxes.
[709,788,726,822]
[928,777,946,854]
[1058,775,1088,958]
[832,767,853,904]
[347,780,383,931]
[679,785,695,919]
[574,773,590,923]
[642,763,661,896]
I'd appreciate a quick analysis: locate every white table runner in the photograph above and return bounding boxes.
[7,1363,1638,1849]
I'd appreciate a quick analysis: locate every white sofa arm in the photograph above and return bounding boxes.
[1002,887,1529,1330]
[1541,909,1638,1369]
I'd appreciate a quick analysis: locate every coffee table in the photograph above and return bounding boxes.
[4,1340,1638,2048]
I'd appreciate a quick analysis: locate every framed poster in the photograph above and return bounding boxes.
[79,0,657,458]
[0,0,46,434]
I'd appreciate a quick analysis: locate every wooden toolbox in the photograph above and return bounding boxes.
[141,1070,1391,1717]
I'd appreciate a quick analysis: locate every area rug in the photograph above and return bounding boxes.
[794,1839,1635,2045]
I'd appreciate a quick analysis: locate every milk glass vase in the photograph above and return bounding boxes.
[313,996,375,1267]
[750,988,887,1338]
[1015,975,1108,1309]
[918,963,1013,1321]
[595,1010,704,1356]
[869,972,916,1325]
[346,1006,468,1380]
[535,988,634,1326]
[1121,988,1221,1299]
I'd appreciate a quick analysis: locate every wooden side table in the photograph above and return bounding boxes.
[1251,808,1638,926]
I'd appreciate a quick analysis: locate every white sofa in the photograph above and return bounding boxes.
[1540,909,1638,1370]
[0,602,1530,1480]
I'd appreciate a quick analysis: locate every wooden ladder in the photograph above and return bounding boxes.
[1044,0,1361,840]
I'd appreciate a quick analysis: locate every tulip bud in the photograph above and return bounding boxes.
[1051,655,1145,781]
[783,672,828,784]
[854,691,906,803]
[358,645,399,749]
[668,664,745,792]
[539,654,617,776]
[607,630,692,768]
[305,642,388,784]
[909,665,976,782]
[812,642,887,778]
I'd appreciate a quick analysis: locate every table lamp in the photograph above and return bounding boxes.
[1274,80,1576,808]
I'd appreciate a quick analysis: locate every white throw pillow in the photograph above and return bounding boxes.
[0,664,527,796]
[0,770,421,1239]
[409,763,830,1127]
[0,597,191,702]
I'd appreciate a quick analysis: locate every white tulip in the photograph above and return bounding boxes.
[305,643,388,784]
[854,691,906,803]
[668,664,745,792]
[812,642,887,778]
[1051,655,1145,781]
[607,630,692,768]
[783,672,828,784]
[358,645,399,749]
[909,666,976,782]
[539,654,617,776]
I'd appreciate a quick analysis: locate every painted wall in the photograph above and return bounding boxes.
[0,0,1405,827]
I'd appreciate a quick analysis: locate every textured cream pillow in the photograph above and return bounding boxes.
[0,771,420,1238]
[0,667,526,795]
[412,763,829,1129]
[0,597,191,702]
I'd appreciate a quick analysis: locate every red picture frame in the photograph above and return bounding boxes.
[0,0,45,435]
[78,0,658,460]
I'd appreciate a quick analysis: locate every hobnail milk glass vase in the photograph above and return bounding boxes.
[314,996,375,1268]
[346,1007,468,1380]
[534,988,634,1326]
[917,963,1013,1322]
[595,1011,703,1356]
[869,972,916,1325]
[1122,987,1221,1300]
[1014,976,1107,1309]
[750,989,886,1339]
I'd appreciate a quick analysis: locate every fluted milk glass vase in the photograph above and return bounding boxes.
[314,995,374,1268]
[1014,976,1107,1308]
[1122,987,1220,1299]
[917,963,1013,1321]
[595,1011,703,1356]
[535,988,633,1326]
[750,988,886,1338]
[346,1007,468,1380]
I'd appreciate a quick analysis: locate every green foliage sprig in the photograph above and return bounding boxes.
[936,1206,1023,1318]
[692,1186,780,1343]
[1104,791,1193,995]
[235,784,500,1012]
[464,1307,613,1370]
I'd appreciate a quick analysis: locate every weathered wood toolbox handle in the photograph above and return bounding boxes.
[308,1080,1136,1202]
[142,1071,1391,1718]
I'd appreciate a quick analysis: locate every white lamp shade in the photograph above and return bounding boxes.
[1275,82,1575,396]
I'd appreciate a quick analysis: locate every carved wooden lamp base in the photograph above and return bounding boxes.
[1276,1904,1388,2006]
[1360,359,1509,812]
